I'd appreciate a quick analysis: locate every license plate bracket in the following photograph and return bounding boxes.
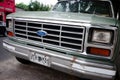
[29,52,50,67]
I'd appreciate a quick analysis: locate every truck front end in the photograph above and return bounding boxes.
[3,0,120,80]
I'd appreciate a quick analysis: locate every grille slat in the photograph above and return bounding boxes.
[15,33,26,36]
[62,30,83,35]
[28,36,42,42]
[61,41,82,46]
[44,35,59,41]
[15,21,26,25]
[14,20,85,52]
[15,24,26,28]
[28,35,42,39]
[28,26,42,30]
[47,34,59,37]
[15,25,26,30]
[15,33,27,38]
[62,32,83,39]
[61,38,82,44]
[62,26,83,32]
[27,30,36,34]
[43,24,60,30]
[43,40,59,45]
[43,38,59,43]
[61,43,81,50]
[28,22,42,27]
[61,36,83,41]
[43,28,60,32]
[15,28,26,32]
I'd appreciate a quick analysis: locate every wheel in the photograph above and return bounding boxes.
[16,57,31,64]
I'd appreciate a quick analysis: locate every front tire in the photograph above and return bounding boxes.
[16,57,31,64]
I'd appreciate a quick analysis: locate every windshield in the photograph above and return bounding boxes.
[53,0,112,17]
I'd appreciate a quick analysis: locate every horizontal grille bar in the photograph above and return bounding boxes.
[14,20,85,52]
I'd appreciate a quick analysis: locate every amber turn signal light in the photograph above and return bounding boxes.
[87,47,110,57]
[7,31,14,37]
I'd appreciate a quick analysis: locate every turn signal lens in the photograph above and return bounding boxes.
[7,31,14,37]
[87,47,110,57]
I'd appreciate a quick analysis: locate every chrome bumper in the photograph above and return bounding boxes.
[3,39,116,80]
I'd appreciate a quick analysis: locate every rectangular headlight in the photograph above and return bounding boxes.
[91,29,113,44]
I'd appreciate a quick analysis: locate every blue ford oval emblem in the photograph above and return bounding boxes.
[37,30,47,37]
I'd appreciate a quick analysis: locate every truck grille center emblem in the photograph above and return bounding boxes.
[37,30,47,37]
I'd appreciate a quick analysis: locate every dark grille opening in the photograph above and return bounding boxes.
[28,22,42,27]
[46,48,66,54]
[62,32,83,39]
[15,25,26,30]
[15,34,27,38]
[43,40,59,45]
[61,43,81,50]
[15,21,26,25]
[62,26,83,32]
[28,27,39,31]
[28,32,37,36]
[43,35,59,40]
[43,24,60,30]
[15,30,26,34]
[27,44,44,49]
[28,37,42,42]
[61,38,82,44]
[45,30,60,35]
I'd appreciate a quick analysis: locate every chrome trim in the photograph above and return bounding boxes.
[51,62,114,80]
[84,25,117,59]
[14,18,91,26]
[14,19,85,52]
[15,24,26,27]
[109,0,115,18]
[6,17,13,19]
[3,39,116,69]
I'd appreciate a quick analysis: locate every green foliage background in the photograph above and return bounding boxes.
[16,1,51,11]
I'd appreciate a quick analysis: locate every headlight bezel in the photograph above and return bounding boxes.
[6,19,13,29]
[88,28,114,45]
[6,17,14,37]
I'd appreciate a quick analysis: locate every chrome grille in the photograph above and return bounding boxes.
[14,20,85,52]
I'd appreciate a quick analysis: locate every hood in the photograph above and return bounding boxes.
[8,11,116,26]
